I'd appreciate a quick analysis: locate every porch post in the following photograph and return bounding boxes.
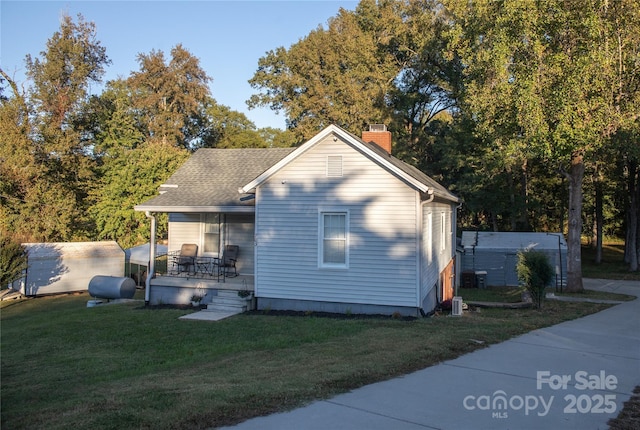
[145,211,157,305]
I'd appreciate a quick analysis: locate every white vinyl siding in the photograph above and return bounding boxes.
[168,212,255,275]
[426,213,433,264]
[254,134,419,307]
[421,203,454,303]
[168,213,200,254]
[440,212,446,252]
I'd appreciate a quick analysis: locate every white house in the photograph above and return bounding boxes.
[135,125,459,316]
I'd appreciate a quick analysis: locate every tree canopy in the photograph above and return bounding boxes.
[1,4,638,277]
[0,13,296,247]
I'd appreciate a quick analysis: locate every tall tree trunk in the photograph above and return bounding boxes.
[521,159,530,231]
[491,211,499,232]
[565,152,584,292]
[593,173,603,264]
[636,170,640,270]
[628,161,639,271]
[558,176,566,234]
[510,173,517,231]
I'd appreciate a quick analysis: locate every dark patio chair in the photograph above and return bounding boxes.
[220,245,239,277]
[176,243,198,274]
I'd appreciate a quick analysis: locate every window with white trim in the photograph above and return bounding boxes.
[202,213,220,254]
[319,211,348,268]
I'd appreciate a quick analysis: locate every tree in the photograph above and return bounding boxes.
[0,69,35,238]
[84,78,145,156]
[1,14,109,241]
[517,250,555,309]
[258,127,298,148]
[390,0,462,157]
[206,102,265,148]
[0,233,28,287]
[90,142,189,248]
[445,0,640,291]
[128,45,213,149]
[248,0,407,141]
[86,78,189,247]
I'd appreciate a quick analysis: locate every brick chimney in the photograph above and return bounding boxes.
[362,124,392,154]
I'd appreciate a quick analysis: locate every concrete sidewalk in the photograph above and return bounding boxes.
[219,279,640,430]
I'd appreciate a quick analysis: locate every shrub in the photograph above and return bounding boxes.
[0,234,27,287]
[516,250,555,309]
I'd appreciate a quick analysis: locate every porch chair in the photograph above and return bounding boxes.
[175,243,198,274]
[220,245,239,277]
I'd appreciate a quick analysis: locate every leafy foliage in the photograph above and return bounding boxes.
[1,14,109,241]
[444,0,640,283]
[248,1,407,141]
[127,44,213,149]
[517,250,555,309]
[90,143,189,248]
[0,234,27,286]
[1,3,638,263]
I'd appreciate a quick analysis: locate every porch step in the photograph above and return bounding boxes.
[217,289,249,298]
[207,289,253,313]
[214,296,243,306]
[207,303,247,313]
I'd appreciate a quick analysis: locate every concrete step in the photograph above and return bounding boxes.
[207,303,247,312]
[208,289,254,313]
[215,297,247,306]
[217,289,252,299]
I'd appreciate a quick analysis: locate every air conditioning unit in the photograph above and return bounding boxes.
[452,296,463,316]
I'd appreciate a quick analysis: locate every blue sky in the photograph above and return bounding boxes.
[1,0,358,129]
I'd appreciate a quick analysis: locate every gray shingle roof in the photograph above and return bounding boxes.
[136,125,459,212]
[337,126,459,202]
[136,148,295,211]
[359,139,459,202]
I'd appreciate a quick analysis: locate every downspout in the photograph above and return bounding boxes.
[419,190,435,314]
[145,211,157,306]
[454,201,463,296]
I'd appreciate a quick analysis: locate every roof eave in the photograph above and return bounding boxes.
[133,205,255,213]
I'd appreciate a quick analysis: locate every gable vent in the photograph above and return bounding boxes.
[327,155,343,177]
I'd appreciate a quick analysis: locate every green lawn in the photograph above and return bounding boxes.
[458,285,636,303]
[582,243,640,281]
[0,290,622,430]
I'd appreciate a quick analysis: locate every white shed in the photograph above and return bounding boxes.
[18,241,125,296]
[124,243,167,285]
[461,232,567,288]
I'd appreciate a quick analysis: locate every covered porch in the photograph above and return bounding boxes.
[148,273,254,307]
[145,249,254,306]
[137,210,256,306]
[133,147,296,307]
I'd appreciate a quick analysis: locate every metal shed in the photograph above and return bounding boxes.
[461,232,567,288]
[18,241,125,296]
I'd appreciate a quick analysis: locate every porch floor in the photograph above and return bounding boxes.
[150,273,254,292]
